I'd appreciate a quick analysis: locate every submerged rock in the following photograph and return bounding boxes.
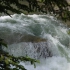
[3,34,46,44]
[3,42,52,59]
[20,35,46,43]
[33,42,52,58]
[2,35,52,58]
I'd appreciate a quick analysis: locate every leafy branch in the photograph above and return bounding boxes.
[0,39,39,70]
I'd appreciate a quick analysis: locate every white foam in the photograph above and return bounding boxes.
[0,14,70,70]
[19,56,70,70]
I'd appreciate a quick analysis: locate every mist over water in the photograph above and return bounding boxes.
[0,13,70,70]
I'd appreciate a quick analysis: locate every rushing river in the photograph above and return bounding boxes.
[0,13,70,70]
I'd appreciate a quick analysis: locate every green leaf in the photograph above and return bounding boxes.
[5,58,9,64]
[1,55,4,59]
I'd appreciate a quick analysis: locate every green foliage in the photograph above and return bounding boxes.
[67,30,70,35]
[0,0,70,21]
[0,39,39,70]
[0,0,29,15]
[0,53,39,70]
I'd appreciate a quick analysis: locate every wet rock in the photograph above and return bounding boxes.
[20,35,46,43]
[33,42,52,58]
[3,34,46,44]
[2,36,52,58]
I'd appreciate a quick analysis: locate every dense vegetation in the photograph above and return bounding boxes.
[0,0,70,20]
[0,0,70,70]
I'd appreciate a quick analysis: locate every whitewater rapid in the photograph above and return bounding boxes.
[0,13,70,70]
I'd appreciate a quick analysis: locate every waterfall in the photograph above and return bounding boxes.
[0,13,70,70]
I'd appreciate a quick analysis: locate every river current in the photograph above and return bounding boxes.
[0,13,70,70]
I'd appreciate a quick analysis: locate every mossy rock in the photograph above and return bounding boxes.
[1,35,46,44]
[20,35,46,43]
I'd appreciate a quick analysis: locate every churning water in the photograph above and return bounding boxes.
[0,13,70,70]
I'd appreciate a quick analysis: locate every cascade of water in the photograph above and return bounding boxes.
[0,13,70,70]
[3,41,52,59]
